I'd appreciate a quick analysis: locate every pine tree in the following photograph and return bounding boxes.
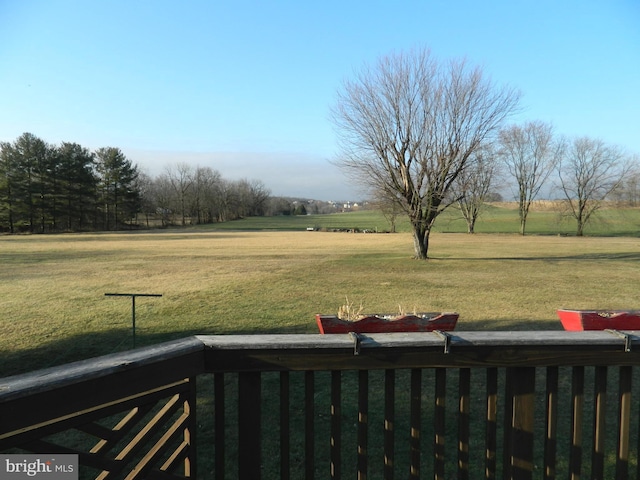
[95,147,140,230]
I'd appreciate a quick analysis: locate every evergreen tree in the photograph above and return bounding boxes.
[0,142,18,233]
[9,133,50,232]
[95,147,140,230]
[56,142,98,231]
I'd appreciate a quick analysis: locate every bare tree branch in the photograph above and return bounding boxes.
[558,137,631,236]
[331,47,520,258]
[497,121,563,235]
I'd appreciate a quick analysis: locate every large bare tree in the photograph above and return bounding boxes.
[498,121,563,235]
[558,137,630,236]
[331,48,520,259]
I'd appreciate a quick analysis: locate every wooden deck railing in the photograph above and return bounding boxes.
[2,331,640,479]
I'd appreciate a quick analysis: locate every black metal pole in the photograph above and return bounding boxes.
[131,295,136,347]
[105,293,162,348]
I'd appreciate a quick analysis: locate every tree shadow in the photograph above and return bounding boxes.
[0,317,566,378]
[0,322,318,378]
[431,252,640,262]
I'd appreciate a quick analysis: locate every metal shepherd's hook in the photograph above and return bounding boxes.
[105,293,162,348]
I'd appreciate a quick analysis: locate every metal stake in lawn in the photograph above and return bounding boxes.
[105,293,162,348]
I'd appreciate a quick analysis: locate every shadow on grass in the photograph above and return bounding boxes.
[430,251,640,262]
[1,318,564,378]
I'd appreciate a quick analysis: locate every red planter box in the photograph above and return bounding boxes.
[557,309,640,331]
[315,313,458,334]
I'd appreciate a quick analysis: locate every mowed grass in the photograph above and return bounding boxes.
[208,203,640,236]
[2,228,640,377]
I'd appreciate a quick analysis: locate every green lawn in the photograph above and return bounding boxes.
[2,220,640,479]
[205,203,640,236]
[1,221,640,377]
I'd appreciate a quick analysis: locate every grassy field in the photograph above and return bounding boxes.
[1,219,640,377]
[2,213,640,478]
[208,202,640,236]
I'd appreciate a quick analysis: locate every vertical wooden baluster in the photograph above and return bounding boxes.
[238,371,261,480]
[331,370,342,479]
[184,377,197,478]
[637,365,640,480]
[305,371,315,480]
[506,367,535,480]
[569,366,584,480]
[214,373,225,480]
[485,368,497,480]
[434,368,446,480]
[409,368,422,480]
[591,366,607,479]
[458,368,470,480]
[543,366,558,480]
[503,368,514,480]
[384,369,396,480]
[280,371,290,480]
[357,370,369,480]
[616,366,632,480]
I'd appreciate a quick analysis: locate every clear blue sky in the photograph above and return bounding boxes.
[1,0,638,200]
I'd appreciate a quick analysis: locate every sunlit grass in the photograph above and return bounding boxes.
[2,229,640,376]
[206,204,640,236]
[3,227,640,478]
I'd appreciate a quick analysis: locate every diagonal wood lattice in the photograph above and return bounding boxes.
[6,379,196,480]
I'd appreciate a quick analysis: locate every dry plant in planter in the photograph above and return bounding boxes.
[316,297,459,334]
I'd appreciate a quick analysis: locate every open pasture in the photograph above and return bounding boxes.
[1,229,640,376]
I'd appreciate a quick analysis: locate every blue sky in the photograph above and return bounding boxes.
[1,0,638,200]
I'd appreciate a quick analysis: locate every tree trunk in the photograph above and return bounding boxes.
[468,219,475,234]
[518,200,528,236]
[411,223,430,259]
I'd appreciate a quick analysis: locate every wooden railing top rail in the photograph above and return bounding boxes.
[3,330,640,398]
[0,337,204,447]
[198,330,640,371]
[0,336,205,403]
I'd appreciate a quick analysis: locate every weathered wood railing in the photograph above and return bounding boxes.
[2,331,640,479]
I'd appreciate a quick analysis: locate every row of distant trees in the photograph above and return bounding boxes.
[369,120,640,238]
[332,47,640,258]
[0,133,313,233]
[142,163,271,227]
[451,121,640,236]
[0,133,140,233]
[137,164,336,226]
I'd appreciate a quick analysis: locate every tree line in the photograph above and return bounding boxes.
[0,133,140,233]
[452,121,640,236]
[0,132,303,233]
[332,47,640,258]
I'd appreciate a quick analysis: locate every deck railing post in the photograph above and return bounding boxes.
[331,370,342,479]
[434,368,447,480]
[214,373,225,479]
[305,371,315,480]
[357,370,369,480]
[616,366,632,479]
[544,366,559,480]
[238,371,262,480]
[384,369,396,480]
[409,369,422,479]
[505,367,536,480]
[569,366,585,479]
[485,368,498,480]
[591,365,608,479]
